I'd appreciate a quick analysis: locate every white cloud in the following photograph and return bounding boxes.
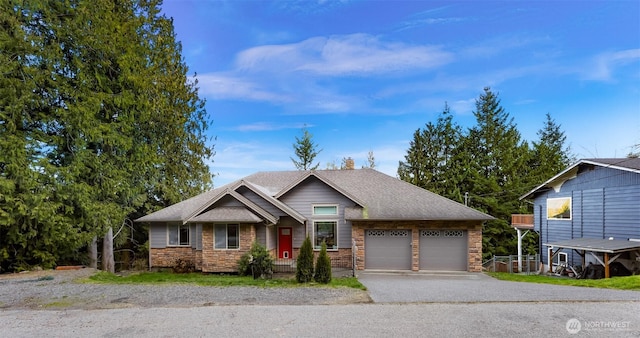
[211,140,293,186]
[233,122,307,132]
[196,73,292,102]
[586,49,640,81]
[236,33,454,76]
[449,98,476,115]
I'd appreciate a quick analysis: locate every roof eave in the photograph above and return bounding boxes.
[240,180,307,224]
[227,190,279,225]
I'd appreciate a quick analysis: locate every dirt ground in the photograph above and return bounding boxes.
[0,268,371,310]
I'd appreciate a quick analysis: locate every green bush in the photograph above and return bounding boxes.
[237,242,273,279]
[296,236,314,283]
[172,258,195,273]
[314,241,332,284]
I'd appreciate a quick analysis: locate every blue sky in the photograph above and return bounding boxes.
[160,1,640,187]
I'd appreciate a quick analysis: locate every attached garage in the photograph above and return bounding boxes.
[419,229,468,271]
[365,229,412,270]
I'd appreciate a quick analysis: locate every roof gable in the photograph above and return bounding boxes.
[236,180,306,224]
[521,158,640,200]
[274,171,366,207]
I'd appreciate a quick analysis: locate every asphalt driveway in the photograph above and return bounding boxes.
[357,271,640,303]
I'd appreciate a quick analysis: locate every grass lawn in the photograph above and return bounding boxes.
[487,272,640,291]
[85,271,366,290]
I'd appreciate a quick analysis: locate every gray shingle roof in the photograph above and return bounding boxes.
[544,238,640,254]
[583,158,640,171]
[190,207,263,223]
[136,168,494,223]
[135,188,224,223]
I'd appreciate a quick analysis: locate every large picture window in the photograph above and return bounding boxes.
[314,221,337,250]
[168,224,190,246]
[215,224,239,249]
[547,197,572,220]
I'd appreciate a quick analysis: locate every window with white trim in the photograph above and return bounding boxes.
[313,205,338,215]
[312,204,338,250]
[547,197,572,220]
[314,221,337,250]
[556,252,567,266]
[168,224,190,246]
[214,224,239,249]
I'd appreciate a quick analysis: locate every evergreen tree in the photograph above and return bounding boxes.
[628,144,640,158]
[314,241,332,284]
[397,89,576,260]
[296,236,314,283]
[0,1,81,270]
[363,151,376,169]
[291,127,321,170]
[398,104,463,199]
[0,0,213,272]
[528,113,574,186]
[464,87,530,259]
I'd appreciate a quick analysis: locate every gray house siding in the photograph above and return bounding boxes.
[150,223,168,249]
[216,196,243,207]
[195,223,202,250]
[237,187,287,218]
[256,224,266,245]
[150,222,202,250]
[535,166,640,267]
[267,224,277,251]
[279,177,356,249]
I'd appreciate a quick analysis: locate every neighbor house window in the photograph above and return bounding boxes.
[168,224,190,246]
[314,221,337,250]
[215,224,239,249]
[556,252,567,266]
[547,197,571,220]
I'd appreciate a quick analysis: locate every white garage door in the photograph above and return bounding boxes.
[365,229,412,270]
[419,229,468,271]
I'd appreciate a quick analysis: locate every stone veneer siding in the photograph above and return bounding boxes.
[352,220,483,272]
[150,224,354,272]
[150,247,197,269]
[200,223,256,273]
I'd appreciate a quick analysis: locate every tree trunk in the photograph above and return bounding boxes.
[102,227,115,273]
[89,236,98,269]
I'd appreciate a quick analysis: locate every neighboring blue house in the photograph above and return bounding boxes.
[520,158,640,277]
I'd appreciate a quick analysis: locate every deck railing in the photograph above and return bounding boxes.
[511,214,534,226]
[483,254,541,274]
[272,257,353,276]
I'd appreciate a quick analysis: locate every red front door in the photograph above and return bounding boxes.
[278,227,292,259]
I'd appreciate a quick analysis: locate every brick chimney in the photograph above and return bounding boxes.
[345,157,355,170]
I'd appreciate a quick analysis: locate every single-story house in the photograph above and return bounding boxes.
[520,158,640,277]
[136,165,494,273]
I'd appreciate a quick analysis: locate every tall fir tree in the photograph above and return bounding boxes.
[464,87,531,259]
[527,113,574,188]
[0,2,69,270]
[398,104,464,201]
[291,127,321,170]
[0,0,213,272]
